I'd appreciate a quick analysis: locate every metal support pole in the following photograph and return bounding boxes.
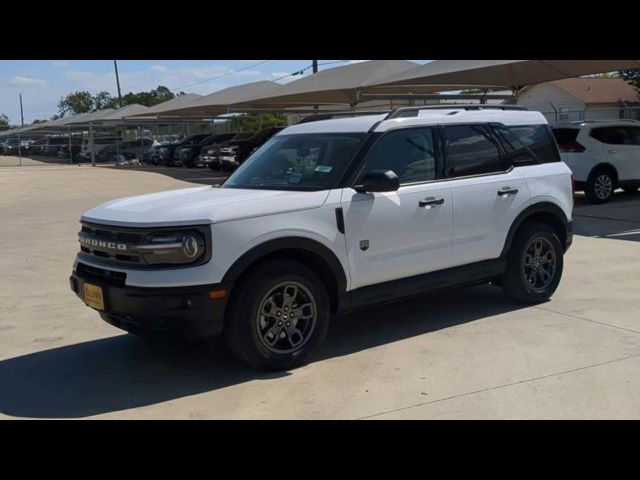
[17,130,22,167]
[312,60,318,114]
[68,126,72,164]
[90,123,96,166]
[140,126,144,161]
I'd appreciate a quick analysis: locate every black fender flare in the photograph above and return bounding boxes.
[222,236,348,300]
[500,202,571,258]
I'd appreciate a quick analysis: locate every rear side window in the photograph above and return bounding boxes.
[591,126,640,145]
[443,125,503,177]
[509,125,560,163]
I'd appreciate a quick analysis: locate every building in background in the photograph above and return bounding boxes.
[513,78,640,123]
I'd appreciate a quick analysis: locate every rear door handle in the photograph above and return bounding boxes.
[497,187,519,196]
[418,197,445,207]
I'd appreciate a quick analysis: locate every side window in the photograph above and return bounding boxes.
[444,125,503,178]
[591,127,631,145]
[508,125,561,163]
[360,128,437,184]
[628,127,640,145]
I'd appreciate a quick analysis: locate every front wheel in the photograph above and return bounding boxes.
[502,221,564,304]
[224,260,331,371]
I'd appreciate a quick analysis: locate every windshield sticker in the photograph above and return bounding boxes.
[314,165,333,173]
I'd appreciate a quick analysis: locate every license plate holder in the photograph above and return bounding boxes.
[83,282,105,311]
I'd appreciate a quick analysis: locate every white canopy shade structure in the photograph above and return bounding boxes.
[145,81,285,118]
[234,60,420,110]
[123,94,202,121]
[363,60,640,96]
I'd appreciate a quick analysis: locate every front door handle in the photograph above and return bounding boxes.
[497,187,519,197]
[418,197,445,207]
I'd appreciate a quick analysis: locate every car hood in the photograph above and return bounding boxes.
[81,186,331,227]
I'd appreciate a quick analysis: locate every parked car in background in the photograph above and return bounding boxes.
[177,133,238,168]
[0,142,14,155]
[95,138,156,163]
[216,126,286,171]
[58,137,83,162]
[29,138,49,155]
[1,137,32,154]
[552,120,640,203]
[156,134,211,166]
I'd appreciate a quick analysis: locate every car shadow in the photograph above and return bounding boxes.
[0,285,527,419]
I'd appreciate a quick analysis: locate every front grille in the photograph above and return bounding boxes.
[76,262,126,286]
[80,222,145,264]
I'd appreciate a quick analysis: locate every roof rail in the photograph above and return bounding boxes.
[385,104,528,120]
[295,110,390,124]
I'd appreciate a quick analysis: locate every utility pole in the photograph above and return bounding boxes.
[114,60,123,108]
[19,93,24,126]
[312,60,318,114]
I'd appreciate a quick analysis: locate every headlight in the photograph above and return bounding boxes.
[135,230,207,265]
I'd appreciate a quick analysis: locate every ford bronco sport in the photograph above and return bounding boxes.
[70,106,574,370]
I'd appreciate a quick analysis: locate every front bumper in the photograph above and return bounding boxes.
[70,263,228,338]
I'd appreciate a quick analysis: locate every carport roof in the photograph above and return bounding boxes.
[125,93,202,118]
[235,60,420,109]
[364,60,640,93]
[152,81,284,117]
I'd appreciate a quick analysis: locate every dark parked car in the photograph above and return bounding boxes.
[176,132,238,168]
[155,133,211,166]
[0,142,14,155]
[214,127,286,171]
[95,138,155,163]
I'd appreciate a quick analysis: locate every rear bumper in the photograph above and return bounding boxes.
[70,264,228,338]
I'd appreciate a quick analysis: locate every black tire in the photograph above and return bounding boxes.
[585,168,616,204]
[224,259,331,371]
[502,221,564,304]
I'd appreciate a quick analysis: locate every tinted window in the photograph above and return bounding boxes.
[444,125,503,177]
[509,125,560,163]
[590,126,636,145]
[629,127,640,145]
[552,127,579,147]
[224,133,364,191]
[360,128,437,184]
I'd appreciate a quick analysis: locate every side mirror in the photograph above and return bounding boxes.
[354,170,400,193]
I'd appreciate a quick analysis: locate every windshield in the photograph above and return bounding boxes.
[223,133,365,191]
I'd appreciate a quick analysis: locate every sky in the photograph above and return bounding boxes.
[0,60,430,124]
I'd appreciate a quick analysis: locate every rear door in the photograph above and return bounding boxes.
[444,124,530,267]
[590,126,640,181]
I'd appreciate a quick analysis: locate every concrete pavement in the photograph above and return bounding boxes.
[1,165,639,419]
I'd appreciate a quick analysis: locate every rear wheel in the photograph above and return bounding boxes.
[224,260,331,370]
[585,169,616,204]
[502,221,564,304]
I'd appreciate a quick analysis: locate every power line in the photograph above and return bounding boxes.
[175,60,272,90]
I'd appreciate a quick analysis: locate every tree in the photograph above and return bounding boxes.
[0,113,9,127]
[94,91,114,110]
[230,113,287,132]
[58,91,95,116]
[620,69,640,98]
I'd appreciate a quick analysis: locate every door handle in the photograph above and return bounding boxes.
[418,197,445,207]
[497,187,519,196]
[608,149,617,154]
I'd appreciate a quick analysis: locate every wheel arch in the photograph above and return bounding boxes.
[589,162,619,184]
[222,237,348,314]
[500,202,571,257]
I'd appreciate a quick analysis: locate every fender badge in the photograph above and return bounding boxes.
[359,240,369,251]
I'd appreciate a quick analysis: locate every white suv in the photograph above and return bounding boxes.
[70,106,574,370]
[552,120,640,203]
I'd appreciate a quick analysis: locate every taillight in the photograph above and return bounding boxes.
[559,141,585,153]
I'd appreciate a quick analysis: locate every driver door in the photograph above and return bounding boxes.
[340,127,453,291]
